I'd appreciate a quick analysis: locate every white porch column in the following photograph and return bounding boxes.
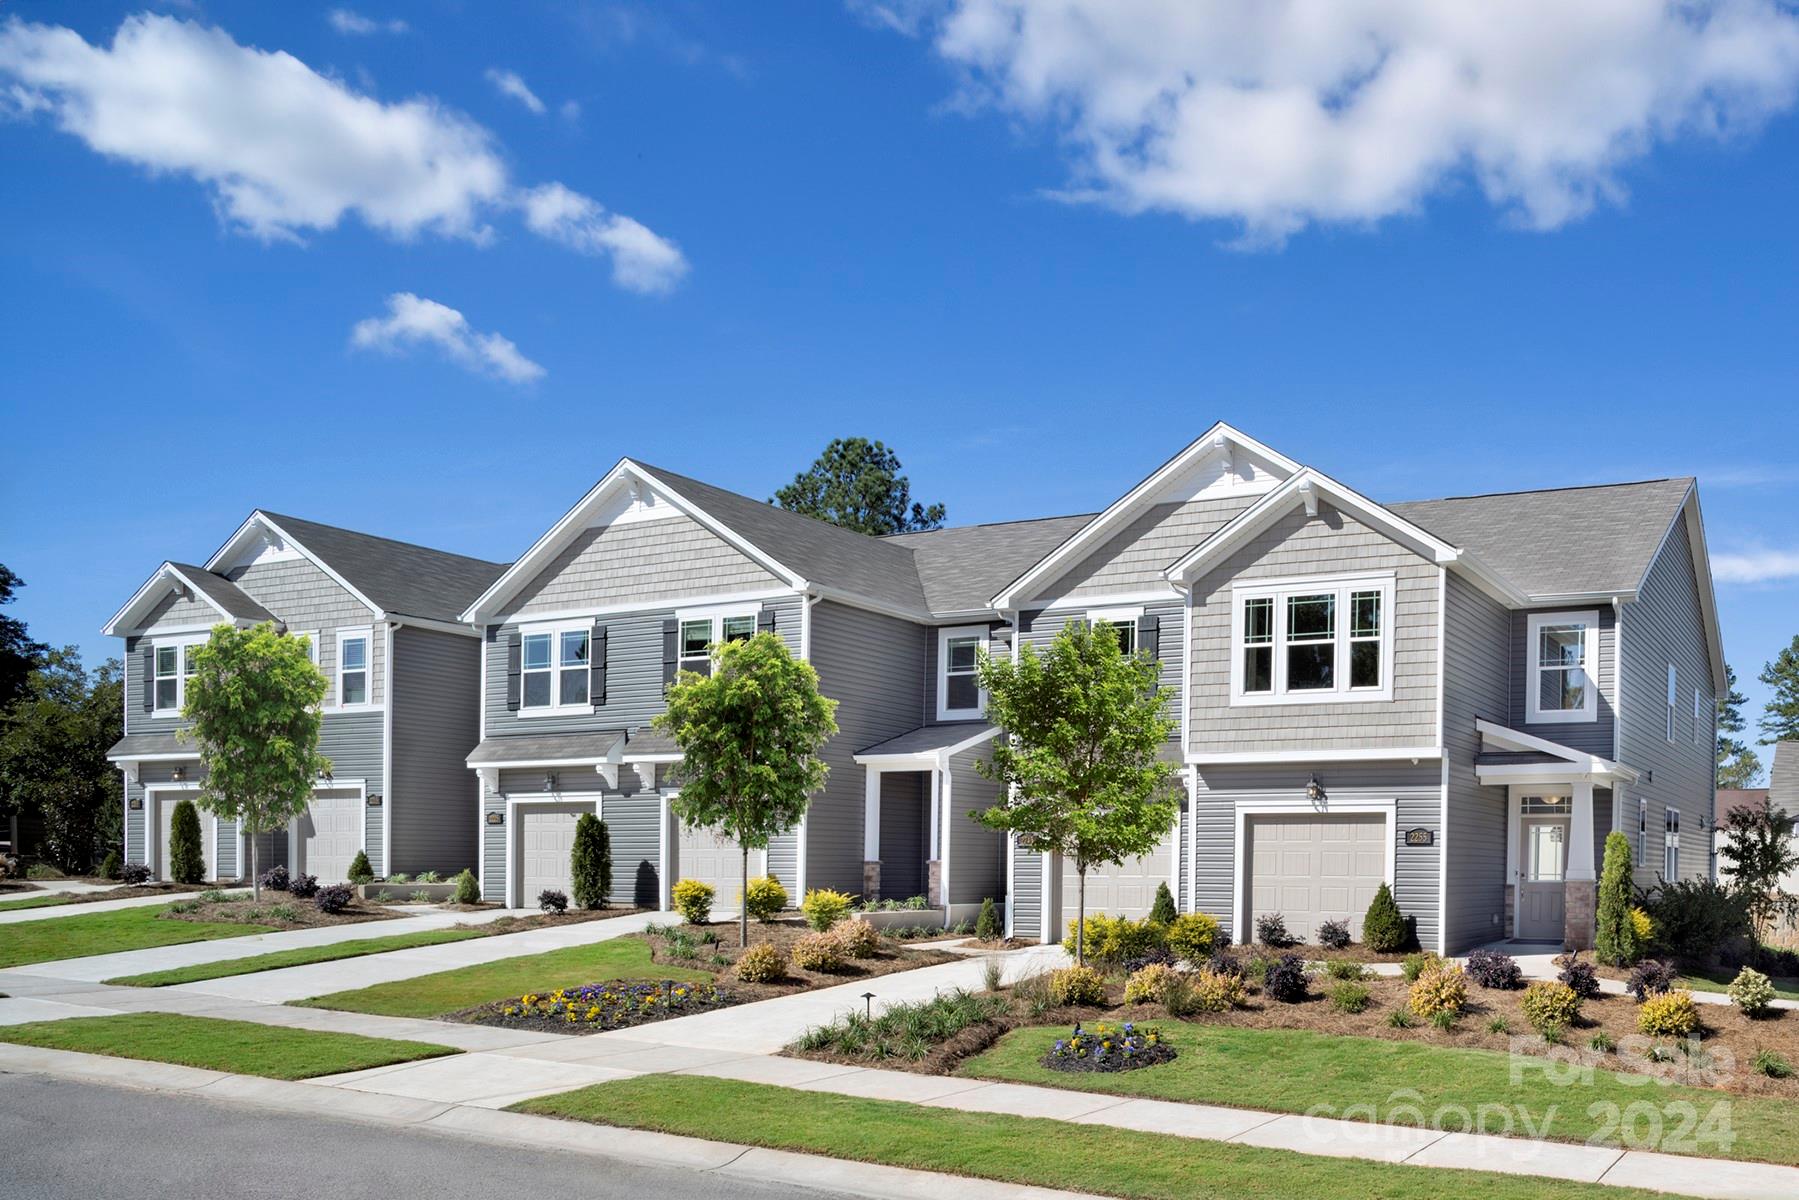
[862,768,882,900]
[1567,781,1596,881]
[1564,779,1598,950]
[926,767,943,908]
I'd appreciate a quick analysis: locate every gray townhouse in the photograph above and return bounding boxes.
[103,510,506,883]
[463,424,1723,954]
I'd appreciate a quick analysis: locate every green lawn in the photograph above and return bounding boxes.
[0,904,275,969]
[965,1022,1799,1166]
[1681,970,1799,1002]
[0,1013,456,1080]
[295,936,711,1018]
[515,1076,1672,1200]
[106,928,488,987]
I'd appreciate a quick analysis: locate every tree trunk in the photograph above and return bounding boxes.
[1075,864,1087,966]
[739,845,750,949]
[248,820,260,901]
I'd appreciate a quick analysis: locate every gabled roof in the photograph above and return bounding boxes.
[102,560,274,636]
[886,513,1095,616]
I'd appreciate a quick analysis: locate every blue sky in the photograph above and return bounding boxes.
[4,3,1798,763]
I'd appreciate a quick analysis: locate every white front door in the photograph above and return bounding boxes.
[1518,818,1568,941]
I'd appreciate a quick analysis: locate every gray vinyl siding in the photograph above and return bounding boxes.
[947,745,1004,906]
[123,762,191,866]
[605,791,663,907]
[1619,514,1715,888]
[1018,599,1184,743]
[1192,761,1442,948]
[878,771,926,900]
[1187,503,1439,754]
[1177,804,1191,911]
[1508,607,1616,755]
[1443,571,1511,952]
[766,830,799,896]
[806,601,931,896]
[1046,494,1260,599]
[225,554,386,706]
[389,626,481,876]
[481,787,508,902]
[319,710,385,874]
[506,513,783,616]
[123,633,199,738]
[1010,846,1042,938]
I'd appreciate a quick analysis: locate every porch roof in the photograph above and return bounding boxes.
[466,730,625,768]
[1472,719,1639,784]
[856,723,998,764]
[106,732,197,761]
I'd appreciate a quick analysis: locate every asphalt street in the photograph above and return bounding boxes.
[0,1073,857,1200]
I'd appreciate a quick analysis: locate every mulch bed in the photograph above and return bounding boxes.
[13,882,203,906]
[445,907,646,935]
[458,979,740,1034]
[159,895,398,929]
[639,918,959,999]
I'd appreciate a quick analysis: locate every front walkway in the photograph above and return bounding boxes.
[0,890,223,925]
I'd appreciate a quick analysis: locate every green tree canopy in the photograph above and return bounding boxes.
[1717,664,1764,788]
[973,620,1180,964]
[1759,635,1799,745]
[182,624,330,898]
[771,437,946,535]
[0,647,121,871]
[0,564,49,711]
[655,631,838,945]
[1719,795,1799,944]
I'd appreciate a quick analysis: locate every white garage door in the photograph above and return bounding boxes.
[296,788,364,882]
[1247,813,1387,942]
[676,824,755,911]
[1063,834,1174,919]
[153,792,213,882]
[516,804,587,906]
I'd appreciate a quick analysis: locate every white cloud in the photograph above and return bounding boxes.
[485,67,545,115]
[521,182,690,294]
[0,14,686,291]
[872,0,1799,243]
[351,293,544,384]
[560,99,582,122]
[328,10,408,36]
[1714,547,1799,584]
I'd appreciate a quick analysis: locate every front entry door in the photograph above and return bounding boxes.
[1518,819,1568,941]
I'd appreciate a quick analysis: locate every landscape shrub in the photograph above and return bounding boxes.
[1149,881,1177,925]
[99,849,122,881]
[453,869,480,905]
[1754,1050,1793,1078]
[391,874,413,885]
[1323,959,1366,982]
[1589,1030,1615,1053]
[792,989,1009,1061]
[975,897,1001,941]
[1556,952,1602,1000]
[538,888,569,914]
[1637,990,1700,1038]
[1466,948,1523,990]
[1064,914,1166,964]
[744,875,788,922]
[1189,968,1248,1012]
[1263,954,1308,1003]
[1123,962,1182,1005]
[792,931,845,972]
[829,916,880,959]
[1630,906,1655,947]
[802,887,855,932]
[1123,946,1177,973]
[120,861,151,885]
[314,883,353,914]
[168,799,205,885]
[1204,949,1245,979]
[347,850,374,885]
[1316,918,1351,950]
[1331,980,1372,1014]
[1728,966,1777,1017]
[1408,966,1468,1021]
[1165,912,1221,963]
[672,878,715,925]
[1362,882,1408,952]
[419,871,443,884]
[1644,878,1752,965]
[1626,959,1679,1002]
[1255,912,1295,948]
[569,814,611,910]
[735,942,787,983]
[258,865,290,893]
[1401,951,1443,982]
[1595,831,1641,966]
[1047,965,1108,1007]
[286,872,319,899]
[1387,1008,1418,1029]
[1521,981,1582,1036]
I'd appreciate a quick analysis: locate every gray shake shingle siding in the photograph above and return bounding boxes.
[1051,495,1257,598]
[509,513,782,615]
[253,511,508,624]
[226,554,387,705]
[140,587,225,631]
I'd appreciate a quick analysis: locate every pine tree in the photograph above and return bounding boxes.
[1362,882,1407,952]
[570,813,612,909]
[1149,880,1177,925]
[168,798,205,885]
[1759,636,1799,744]
[1717,665,1764,787]
[1594,831,1640,966]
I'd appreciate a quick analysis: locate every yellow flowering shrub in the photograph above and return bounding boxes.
[830,916,881,959]
[791,931,845,972]
[1188,967,1248,1013]
[1628,906,1655,946]
[1048,964,1108,1006]
[744,875,789,922]
[1408,965,1469,1020]
[1521,980,1582,1034]
[735,941,787,983]
[1165,912,1221,963]
[1638,989,1700,1037]
[1123,962,1181,1005]
[1063,914,1165,963]
[672,878,715,925]
[801,887,855,931]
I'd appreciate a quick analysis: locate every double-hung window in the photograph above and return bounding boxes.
[337,628,371,707]
[520,621,592,712]
[1525,610,1598,723]
[676,607,757,677]
[152,638,202,714]
[1086,607,1140,656]
[938,625,988,719]
[1693,688,1708,748]
[1230,575,1393,703]
[1666,664,1678,743]
[1663,808,1681,880]
[289,630,318,668]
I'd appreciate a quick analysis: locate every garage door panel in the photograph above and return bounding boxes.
[299,789,364,883]
[677,825,751,908]
[1247,813,1386,943]
[1062,836,1174,920]
[517,804,586,904]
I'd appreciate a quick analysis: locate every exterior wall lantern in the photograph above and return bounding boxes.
[1304,775,1325,803]
[543,771,558,793]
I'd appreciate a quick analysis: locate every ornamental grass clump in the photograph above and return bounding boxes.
[1165,912,1221,963]
[744,875,788,922]
[830,916,880,959]
[1521,980,1582,1037]
[1638,989,1700,1038]
[1123,962,1181,1005]
[801,887,854,931]
[1408,965,1468,1022]
[1044,1021,1173,1073]
[791,931,846,973]
[672,878,715,925]
[1323,959,1366,982]
[1728,966,1777,1017]
[735,942,787,983]
[1048,964,1107,1007]
[792,988,1009,1063]
[1331,980,1372,1014]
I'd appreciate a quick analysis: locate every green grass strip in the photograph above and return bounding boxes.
[0,893,80,911]
[514,1076,1672,1200]
[0,904,274,969]
[1681,970,1799,1002]
[0,1013,457,1080]
[295,936,711,1018]
[964,1021,1798,1166]
[105,928,488,987]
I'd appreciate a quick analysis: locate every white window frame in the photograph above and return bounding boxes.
[1693,687,1707,748]
[1665,663,1678,743]
[1525,610,1599,725]
[1637,795,1648,868]
[150,633,208,717]
[517,618,596,716]
[289,630,318,667]
[1086,606,1143,656]
[937,624,989,720]
[335,626,374,709]
[1664,807,1680,880]
[674,603,760,676]
[1228,573,1395,705]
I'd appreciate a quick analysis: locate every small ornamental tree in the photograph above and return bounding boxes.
[1362,882,1407,953]
[1595,831,1640,966]
[1150,880,1177,925]
[181,624,330,899]
[168,798,205,884]
[1719,795,1799,944]
[974,619,1179,965]
[570,813,612,910]
[656,631,838,947]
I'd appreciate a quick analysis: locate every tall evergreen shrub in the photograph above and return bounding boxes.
[1149,880,1177,925]
[1362,882,1407,953]
[570,814,612,909]
[1595,830,1641,966]
[168,799,205,884]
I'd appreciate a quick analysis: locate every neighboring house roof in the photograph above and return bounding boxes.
[1771,741,1799,817]
[887,514,1096,616]
[166,562,275,623]
[1716,788,1771,824]
[252,512,509,625]
[466,731,625,766]
[106,732,193,760]
[1389,478,1692,600]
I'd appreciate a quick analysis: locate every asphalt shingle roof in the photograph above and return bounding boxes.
[260,512,510,624]
[858,723,997,757]
[467,731,626,766]
[886,514,1098,615]
[106,732,192,760]
[168,563,274,623]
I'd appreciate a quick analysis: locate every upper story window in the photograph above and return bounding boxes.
[520,620,592,712]
[1693,687,1708,748]
[676,607,757,677]
[1664,807,1681,880]
[1525,610,1597,724]
[151,638,202,714]
[1230,574,1393,704]
[1086,607,1140,656]
[938,625,988,720]
[337,628,371,707]
[1665,663,1678,743]
[289,630,318,667]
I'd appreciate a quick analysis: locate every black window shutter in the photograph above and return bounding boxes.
[1139,613,1160,659]
[662,618,679,686]
[757,606,776,636]
[1018,611,1034,634]
[591,625,607,706]
[141,646,155,711]
[504,633,521,711]
[1068,617,1089,632]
